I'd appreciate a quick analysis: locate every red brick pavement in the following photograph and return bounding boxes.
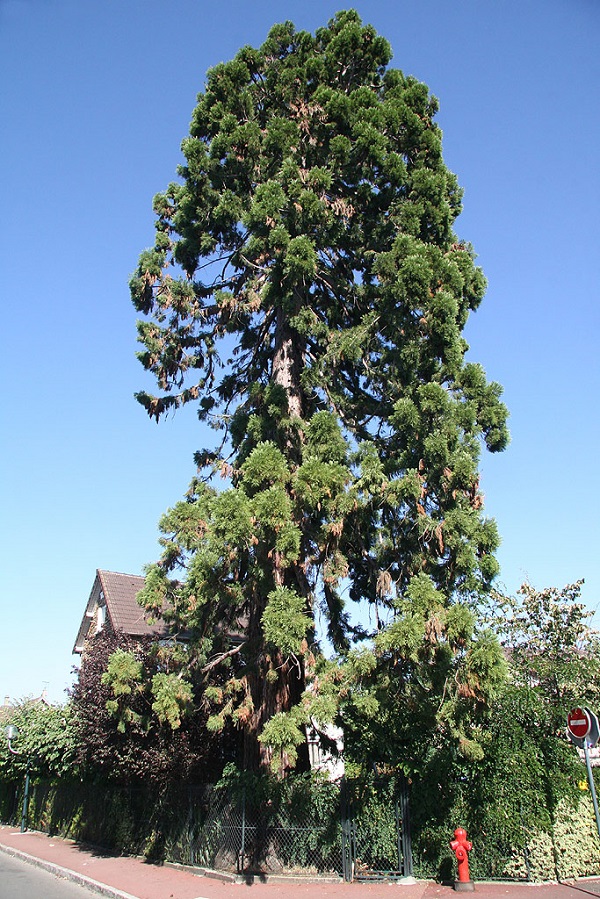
[2,826,600,899]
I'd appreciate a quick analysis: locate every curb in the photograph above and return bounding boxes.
[165,860,238,883]
[165,860,344,885]
[0,842,140,899]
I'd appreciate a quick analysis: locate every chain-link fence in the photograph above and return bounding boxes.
[0,774,411,879]
[191,779,343,875]
[3,767,599,883]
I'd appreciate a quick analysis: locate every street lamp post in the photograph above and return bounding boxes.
[4,725,31,833]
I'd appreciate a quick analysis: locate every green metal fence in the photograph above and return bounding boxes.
[0,774,413,880]
[340,776,413,881]
[191,784,343,875]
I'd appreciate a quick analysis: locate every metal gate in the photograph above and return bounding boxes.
[191,782,342,876]
[341,776,413,881]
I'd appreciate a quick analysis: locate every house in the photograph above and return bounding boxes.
[73,569,170,656]
[72,569,345,776]
[1,691,49,711]
[306,719,345,780]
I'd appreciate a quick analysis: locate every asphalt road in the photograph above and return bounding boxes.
[0,851,105,899]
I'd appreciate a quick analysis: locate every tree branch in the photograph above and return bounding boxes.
[201,643,246,674]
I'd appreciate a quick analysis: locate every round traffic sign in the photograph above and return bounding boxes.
[567,707,591,740]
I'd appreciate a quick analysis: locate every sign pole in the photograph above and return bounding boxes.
[583,741,600,841]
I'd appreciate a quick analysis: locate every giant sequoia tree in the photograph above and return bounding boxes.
[130,11,509,771]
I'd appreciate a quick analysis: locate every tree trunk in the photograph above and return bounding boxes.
[272,305,304,421]
[240,306,310,773]
[243,651,308,773]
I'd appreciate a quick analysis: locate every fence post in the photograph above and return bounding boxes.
[238,787,246,875]
[400,778,413,877]
[340,780,352,882]
[341,817,353,881]
[395,799,402,873]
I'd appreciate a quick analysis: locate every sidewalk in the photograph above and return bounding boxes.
[1,826,600,899]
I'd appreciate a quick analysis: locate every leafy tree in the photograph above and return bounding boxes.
[488,580,600,725]
[70,630,228,785]
[129,11,509,770]
[0,699,79,781]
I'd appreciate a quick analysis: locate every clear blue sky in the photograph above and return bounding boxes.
[1,0,598,705]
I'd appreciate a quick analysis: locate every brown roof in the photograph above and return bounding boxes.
[73,569,170,654]
[98,570,162,636]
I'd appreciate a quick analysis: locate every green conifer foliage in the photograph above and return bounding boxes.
[130,11,509,771]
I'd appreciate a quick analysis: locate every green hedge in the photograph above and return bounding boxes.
[0,778,207,863]
[408,726,600,882]
[2,762,599,882]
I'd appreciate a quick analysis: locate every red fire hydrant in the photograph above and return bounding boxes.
[450,827,474,892]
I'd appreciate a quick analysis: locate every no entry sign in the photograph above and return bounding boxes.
[567,707,599,746]
[568,708,592,740]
